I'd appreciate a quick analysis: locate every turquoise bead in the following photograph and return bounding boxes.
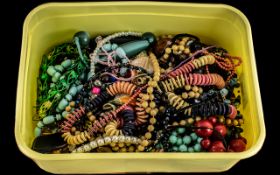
[179,145,188,152]
[52,76,58,83]
[197,137,203,143]
[177,127,186,134]
[37,121,44,128]
[65,94,72,101]
[190,132,198,141]
[56,114,62,120]
[47,66,56,76]
[54,72,61,79]
[172,146,178,152]
[50,83,55,88]
[54,65,64,72]
[34,127,41,137]
[188,147,195,152]
[61,59,72,68]
[77,85,83,92]
[103,43,112,51]
[194,143,202,152]
[111,43,118,50]
[176,138,183,145]
[183,135,192,145]
[171,131,177,136]
[169,135,177,144]
[69,86,77,96]
[43,115,55,125]
[62,111,69,118]
[58,98,68,111]
[116,40,150,58]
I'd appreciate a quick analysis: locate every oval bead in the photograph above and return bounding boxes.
[43,115,55,125]
[55,114,62,121]
[58,98,68,111]
[54,65,64,72]
[65,94,72,101]
[77,85,83,92]
[103,43,112,51]
[37,121,44,128]
[111,43,118,50]
[34,127,41,137]
[47,66,56,76]
[61,59,72,68]
[62,111,69,118]
[52,76,58,83]
[69,86,78,96]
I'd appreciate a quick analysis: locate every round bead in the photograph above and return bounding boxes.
[137,145,145,151]
[153,76,160,81]
[65,106,71,112]
[149,117,157,124]
[128,146,135,152]
[141,94,150,100]
[190,132,198,141]
[188,147,194,152]
[89,115,96,122]
[172,45,178,51]
[120,147,127,152]
[194,143,202,152]
[185,85,191,91]
[149,101,156,108]
[147,125,155,132]
[187,118,194,124]
[233,119,239,126]
[71,127,76,133]
[188,91,195,98]
[179,45,185,51]
[69,101,75,107]
[112,147,119,151]
[184,48,190,54]
[179,145,188,152]
[150,109,158,116]
[176,138,183,145]
[172,146,178,152]
[118,143,125,148]
[141,101,148,108]
[141,140,149,147]
[183,135,192,145]
[145,107,151,113]
[171,131,177,136]
[177,127,186,134]
[226,118,232,126]
[110,143,116,147]
[180,120,187,126]
[73,31,90,48]
[192,86,199,92]
[169,135,177,144]
[163,54,169,59]
[91,87,101,95]
[149,94,155,100]
[165,47,172,54]
[145,132,152,139]
[194,92,200,98]
[147,87,153,94]
[182,92,188,99]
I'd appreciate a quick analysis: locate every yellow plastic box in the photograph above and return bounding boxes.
[15,2,265,173]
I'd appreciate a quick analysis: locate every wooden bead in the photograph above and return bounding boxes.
[69,101,75,107]
[182,92,188,99]
[65,106,71,112]
[150,117,157,124]
[87,112,93,117]
[163,54,169,59]
[141,140,149,147]
[180,120,187,126]
[148,125,155,132]
[71,127,76,133]
[172,45,178,51]
[149,101,156,108]
[137,145,145,151]
[187,118,194,124]
[145,107,152,113]
[145,132,152,139]
[89,115,96,122]
[185,85,191,91]
[141,101,149,108]
[226,118,232,126]
[188,91,195,98]
[165,47,172,54]
[192,86,199,92]
[147,87,154,94]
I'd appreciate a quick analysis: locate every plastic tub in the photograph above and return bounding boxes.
[15,2,265,173]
